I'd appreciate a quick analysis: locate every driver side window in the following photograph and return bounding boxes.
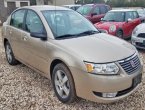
[25,10,44,33]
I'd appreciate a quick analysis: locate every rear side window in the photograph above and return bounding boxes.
[77,5,92,15]
[93,6,100,14]
[10,10,25,29]
[100,6,107,14]
[25,10,44,33]
[125,11,139,21]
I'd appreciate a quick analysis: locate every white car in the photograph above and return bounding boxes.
[132,23,145,49]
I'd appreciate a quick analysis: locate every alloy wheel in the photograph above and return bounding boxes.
[54,70,70,99]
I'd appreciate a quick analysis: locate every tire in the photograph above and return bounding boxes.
[116,30,123,38]
[4,41,19,65]
[52,63,77,103]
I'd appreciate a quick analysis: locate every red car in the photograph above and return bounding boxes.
[77,4,111,24]
[94,9,141,38]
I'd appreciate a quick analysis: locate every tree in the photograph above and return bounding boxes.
[75,0,105,4]
[107,0,145,7]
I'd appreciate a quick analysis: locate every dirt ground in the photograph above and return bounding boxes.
[0,27,145,110]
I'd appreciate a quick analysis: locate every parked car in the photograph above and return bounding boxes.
[136,8,145,17]
[63,4,81,11]
[136,8,145,23]
[77,4,111,24]
[132,23,145,49]
[2,6,143,103]
[95,9,142,38]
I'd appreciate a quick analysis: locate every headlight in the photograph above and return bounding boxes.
[99,29,108,34]
[109,25,116,32]
[84,62,119,75]
[132,27,138,36]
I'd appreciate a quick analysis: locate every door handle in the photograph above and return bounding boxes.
[9,30,12,34]
[23,36,28,41]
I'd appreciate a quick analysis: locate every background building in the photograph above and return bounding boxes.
[0,0,74,25]
[0,0,30,25]
[36,0,74,5]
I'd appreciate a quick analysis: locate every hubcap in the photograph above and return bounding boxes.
[6,44,12,62]
[54,70,70,99]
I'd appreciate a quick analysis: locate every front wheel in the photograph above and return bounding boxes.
[52,63,77,103]
[116,30,123,38]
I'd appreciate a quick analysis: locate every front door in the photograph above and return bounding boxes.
[21,10,49,74]
[124,11,141,37]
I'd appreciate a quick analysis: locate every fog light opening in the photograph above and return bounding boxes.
[102,92,118,98]
[131,41,136,45]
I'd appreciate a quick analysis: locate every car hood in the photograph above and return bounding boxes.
[55,33,136,63]
[135,23,145,33]
[95,22,124,30]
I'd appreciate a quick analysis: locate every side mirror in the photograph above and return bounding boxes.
[101,18,104,21]
[127,18,132,23]
[30,32,47,40]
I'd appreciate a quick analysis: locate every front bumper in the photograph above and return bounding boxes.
[70,64,143,103]
[132,35,145,49]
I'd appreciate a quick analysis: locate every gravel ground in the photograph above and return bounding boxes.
[0,27,145,110]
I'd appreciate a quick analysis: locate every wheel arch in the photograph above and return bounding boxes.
[50,59,71,79]
[116,28,124,38]
[4,38,8,46]
[116,28,123,34]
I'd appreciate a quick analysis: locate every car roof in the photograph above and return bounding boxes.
[20,5,71,11]
[109,9,136,12]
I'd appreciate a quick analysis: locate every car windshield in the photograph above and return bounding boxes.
[42,10,99,39]
[103,12,125,22]
[77,5,92,15]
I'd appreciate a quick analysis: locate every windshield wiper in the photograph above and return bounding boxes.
[76,30,99,36]
[56,34,77,39]
[108,20,116,22]
[55,30,99,39]
[101,19,107,21]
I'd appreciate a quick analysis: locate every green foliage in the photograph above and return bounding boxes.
[75,0,105,4]
[107,0,145,7]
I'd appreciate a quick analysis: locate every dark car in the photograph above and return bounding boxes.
[77,4,111,24]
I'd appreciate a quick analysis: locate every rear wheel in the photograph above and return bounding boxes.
[52,63,77,103]
[5,41,19,65]
[116,30,123,38]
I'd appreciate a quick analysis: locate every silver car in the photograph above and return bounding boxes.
[132,23,145,49]
[2,6,143,103]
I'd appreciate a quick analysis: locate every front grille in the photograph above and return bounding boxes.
[137,33,145,38]
[118,54,141,75]
[136,42,145,48]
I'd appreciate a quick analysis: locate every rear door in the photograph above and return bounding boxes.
[8,9,26,60]
[90,6,102,24]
